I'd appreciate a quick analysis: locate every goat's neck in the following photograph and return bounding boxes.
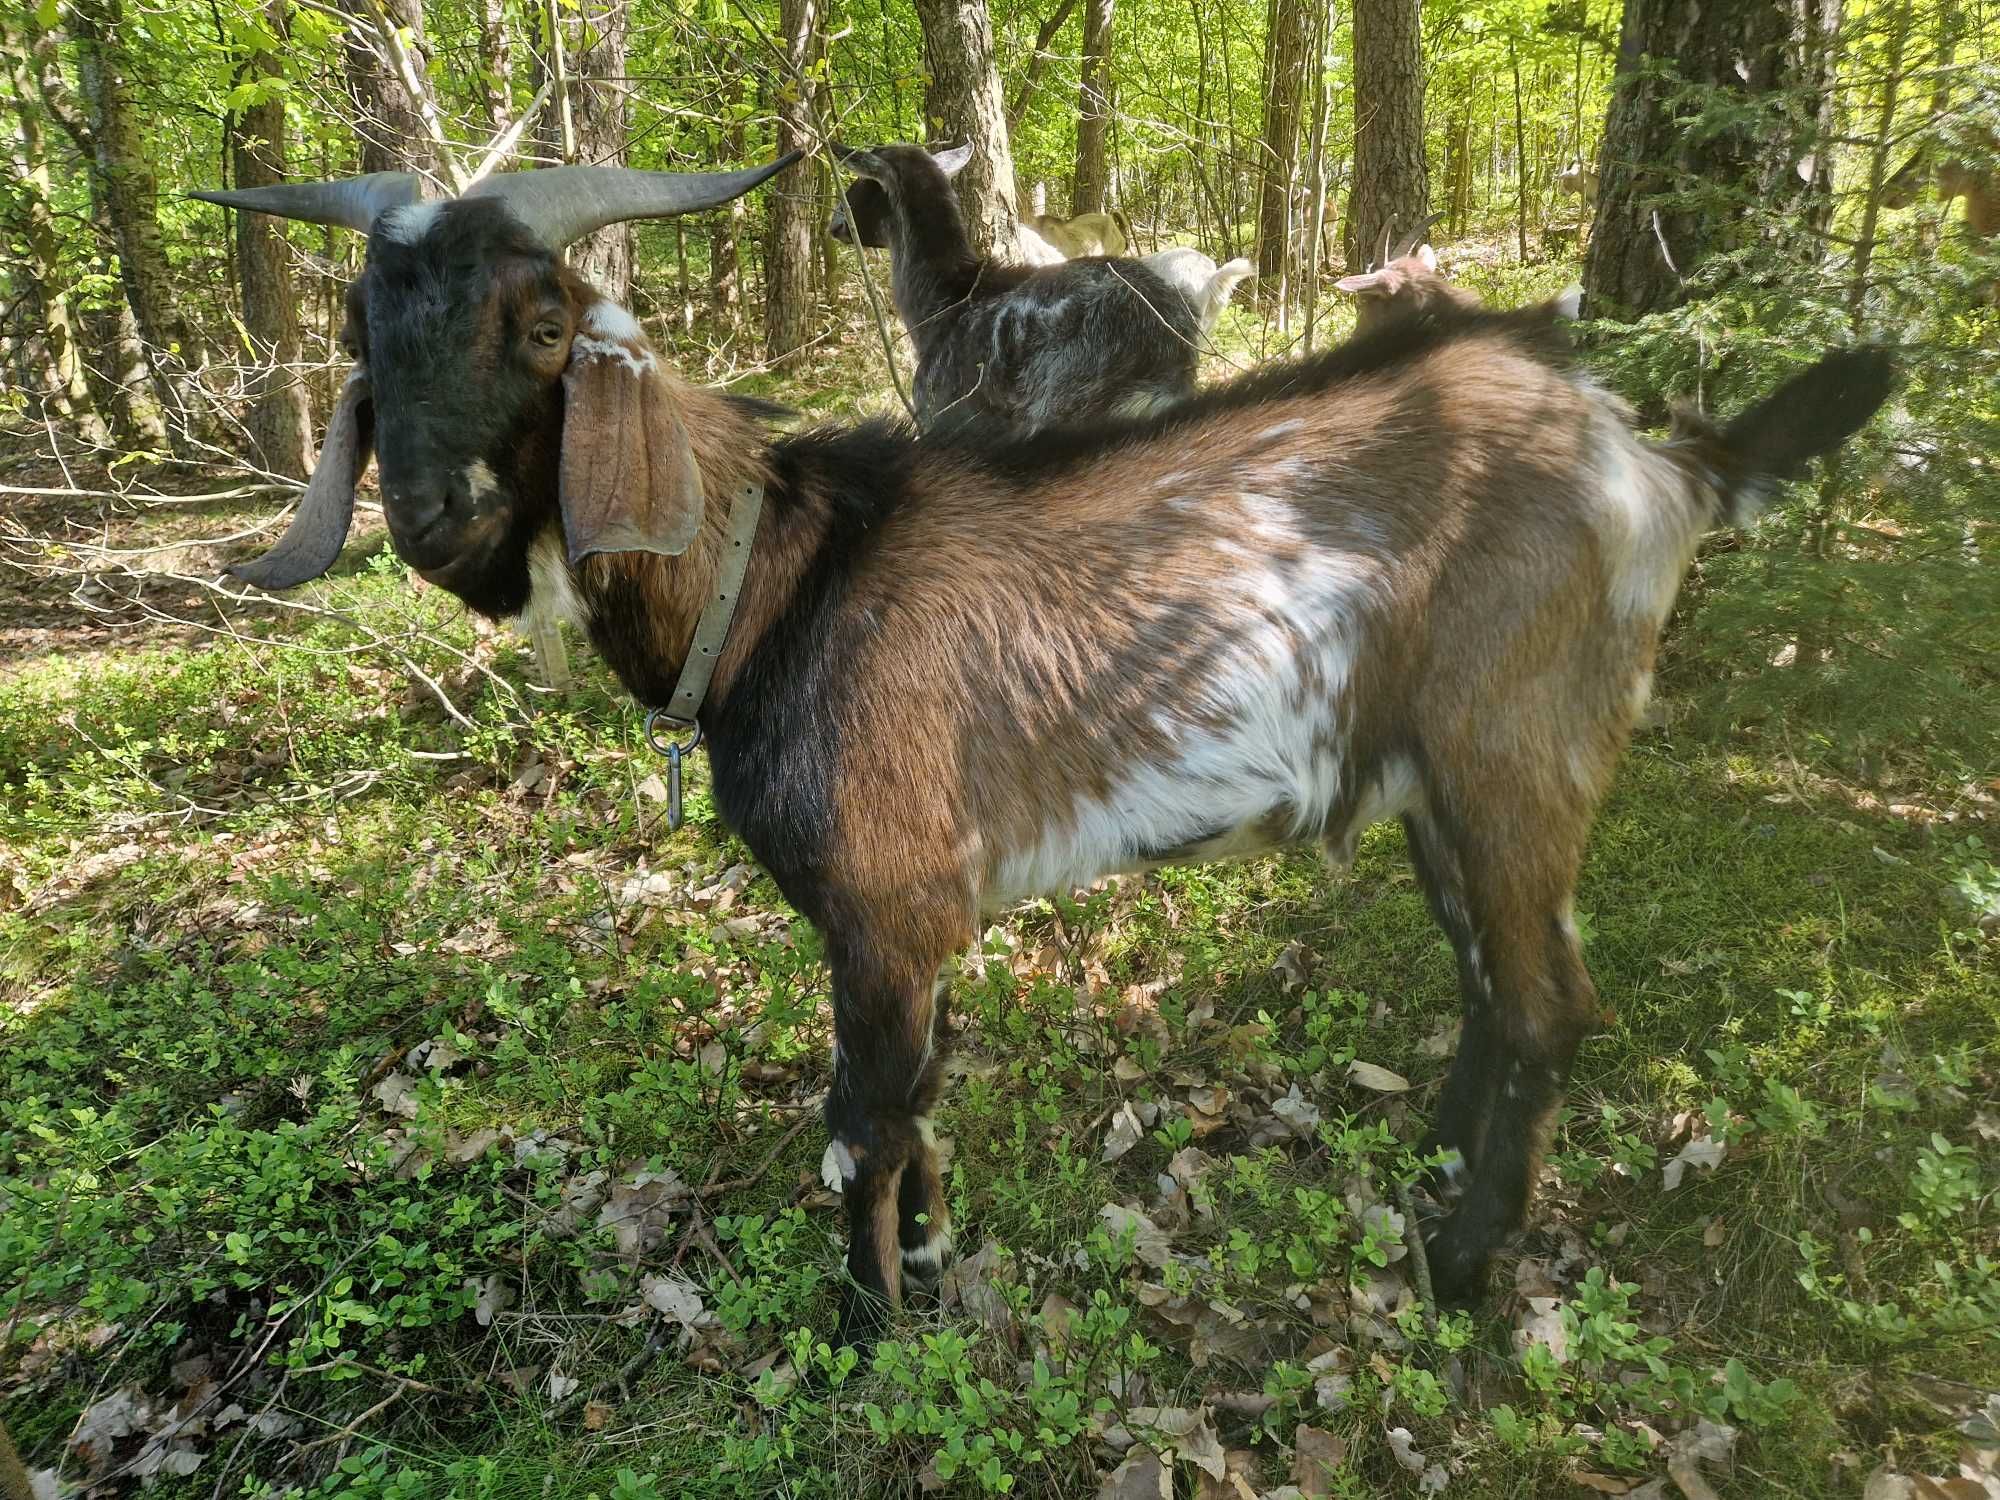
[570,387,819,722]
[884,199,984,350]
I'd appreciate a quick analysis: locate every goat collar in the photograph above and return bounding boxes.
[643,478,765,789]
[655,477,764,730]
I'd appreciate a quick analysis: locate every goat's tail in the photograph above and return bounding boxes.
[1671,347,1894,525]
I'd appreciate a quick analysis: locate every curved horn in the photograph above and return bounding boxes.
[1390,210,1446,262]
[189,173,422,233]
[465,154,802,249]
[232,370,375,590]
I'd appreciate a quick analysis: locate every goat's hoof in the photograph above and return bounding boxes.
[1421,1215,1497,1306]
[834,1283,891,1354]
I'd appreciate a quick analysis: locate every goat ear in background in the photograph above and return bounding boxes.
[558,306,704,562]
[231,369,375,590]
[829,143,887,180]
[1334,267,1400,296]
[930,143,974,177]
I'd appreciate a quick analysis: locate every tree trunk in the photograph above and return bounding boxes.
[1343,0,1427,273]
[70,0,209,446]
[913,0,1021,259]
[228,0,312,479]
[1072,0,1115,215]
[710,38,746,319]
[1583,0,1844,320]
[1254,0,1311,305]
[763,0,819,366]
[479,0,513,138]
[336,0,447,179]
[27,9,167,447]
[560,0,633,300]
[1,18,107,446]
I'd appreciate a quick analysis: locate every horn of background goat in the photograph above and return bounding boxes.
[189,173,421,232]
[232,372,375,590]
[1390,211,1447,261]
[465,154,803,250]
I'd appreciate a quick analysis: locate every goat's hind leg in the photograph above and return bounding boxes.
[1406,809,1602,1302]
[1403,810,1498,1200]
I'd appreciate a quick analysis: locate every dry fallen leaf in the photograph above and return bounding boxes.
[1128,1406,1226,1480]
[373,1072,422,1119]
[1662,1134,1725,1191]
[1386,1426,1428,1474]
[599,1168,690,1255]
[1098,1444,1172,1500]
[582,1399,614,1431]
[639,1271,702,1320]
[1104,1102,1147,1162]
[1273,940,1311,993]
[1100,1203,1175,1269]
[1290,1424,1348,1497]
[1513,1296,1569,1364]
[1572,1471,1639,1493]
[942,1240,1019,1343]
[1266,1085,1323,1140]
[472,1272,515,1327]
[1347,1061,1410,1094]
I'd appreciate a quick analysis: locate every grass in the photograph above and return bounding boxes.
[2,307,1996,1500]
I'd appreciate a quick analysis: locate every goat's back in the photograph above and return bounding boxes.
[913,257,1201,435]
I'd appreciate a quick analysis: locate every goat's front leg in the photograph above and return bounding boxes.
[824,941,956,1346]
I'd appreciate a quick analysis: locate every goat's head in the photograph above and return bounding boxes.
[194,159,796,612]
[827,142,972,248]
[1336,244,1484,334]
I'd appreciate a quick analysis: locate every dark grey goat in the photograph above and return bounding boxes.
[828,143,1201,435]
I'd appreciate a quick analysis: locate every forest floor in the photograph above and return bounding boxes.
[3,272,1997,1500]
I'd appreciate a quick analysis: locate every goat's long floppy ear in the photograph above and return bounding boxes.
[558,304,703,562]
[930,143,974,177]
[231,370,375,589]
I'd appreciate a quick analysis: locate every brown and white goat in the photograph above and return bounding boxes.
[203,164,1892,1345]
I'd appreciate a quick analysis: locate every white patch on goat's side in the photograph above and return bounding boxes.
[821,1140,858,1193]
[515,528,588,637]
[901,1225,954,1273]
[1257,419,1305,443]
[1587,418,1700,627]
[987,521,1389,905]
[1557,897,1581,944]
[379,201,444,244]
[463,459,498,503]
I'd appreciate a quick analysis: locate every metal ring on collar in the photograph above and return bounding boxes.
[645,707,701,757]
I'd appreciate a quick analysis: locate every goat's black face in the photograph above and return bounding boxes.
[828,177,892,249]
[346,199,575,616]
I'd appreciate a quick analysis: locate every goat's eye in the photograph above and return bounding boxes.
[339,336,359,359]
[530,319,565,349]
